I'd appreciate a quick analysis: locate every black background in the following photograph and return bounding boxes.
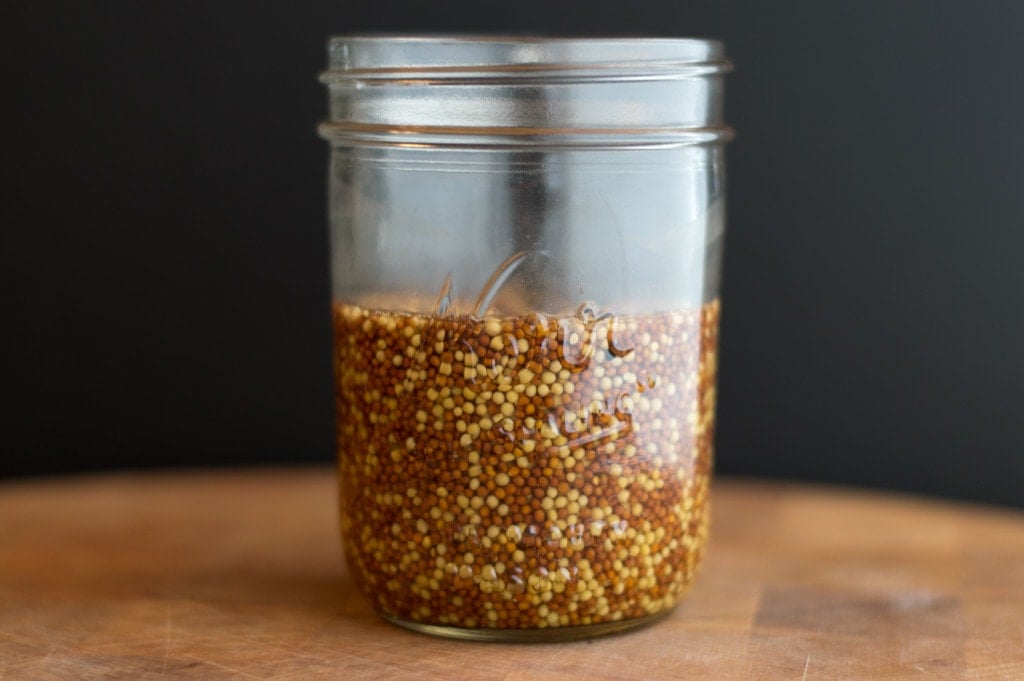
[4,2,1023,507]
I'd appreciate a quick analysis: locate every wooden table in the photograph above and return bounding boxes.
[1,468,1022,680]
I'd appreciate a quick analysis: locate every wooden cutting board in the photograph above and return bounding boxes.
[1,468,1022,680]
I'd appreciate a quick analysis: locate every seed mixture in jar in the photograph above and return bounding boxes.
[333,300,719,633]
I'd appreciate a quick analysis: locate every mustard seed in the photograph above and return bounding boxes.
[334,300,719,632]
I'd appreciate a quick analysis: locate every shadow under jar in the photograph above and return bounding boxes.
[319,36,732,642]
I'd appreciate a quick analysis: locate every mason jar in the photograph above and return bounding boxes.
[319,36,732,641]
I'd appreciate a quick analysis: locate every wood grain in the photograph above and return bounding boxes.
[1,468,1022,680]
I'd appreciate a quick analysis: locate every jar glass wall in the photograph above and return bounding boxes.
[320,36,732,641]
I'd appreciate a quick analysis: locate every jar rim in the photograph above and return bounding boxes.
[324,35,731,79]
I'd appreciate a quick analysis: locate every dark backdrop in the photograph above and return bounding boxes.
[4,1,1023,507]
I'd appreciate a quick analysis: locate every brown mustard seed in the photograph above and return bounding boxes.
[334,300,720,630]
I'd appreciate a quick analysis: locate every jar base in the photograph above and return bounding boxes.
[379,608,675,643]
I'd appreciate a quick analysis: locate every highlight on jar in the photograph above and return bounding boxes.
[320,36,732,641]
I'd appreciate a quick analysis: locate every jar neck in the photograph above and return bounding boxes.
[319,36,732,149]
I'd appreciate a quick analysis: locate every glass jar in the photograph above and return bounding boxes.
[319,36,732,641]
